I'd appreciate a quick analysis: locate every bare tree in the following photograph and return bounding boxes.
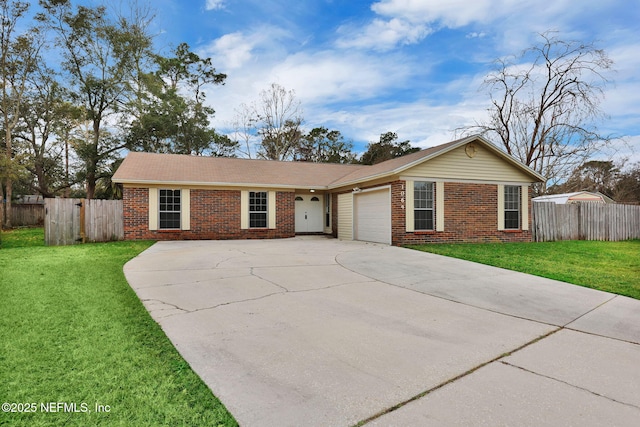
[230,103,257,159]
[254,83,303,161]
[460,32,614,193]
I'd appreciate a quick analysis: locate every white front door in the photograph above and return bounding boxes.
[295,195,324,233]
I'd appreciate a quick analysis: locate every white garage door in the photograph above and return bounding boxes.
[354,187,391,244]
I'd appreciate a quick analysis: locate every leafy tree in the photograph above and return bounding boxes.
[558,160,619,196]
[460,32,614,193]
[38,0,154,199]
[613,163,640,205]
[94,158,122,199]
[1,0,41,226]
[127,43,234,156]
[359,131,418,165]
[16,66,83,197]
[549,159,640,205]
[295,127,356,163]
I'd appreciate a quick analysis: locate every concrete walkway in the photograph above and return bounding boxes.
[124,237,640,426]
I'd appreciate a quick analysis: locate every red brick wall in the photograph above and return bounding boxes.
[124,182,533,244]
[123,187,295,240]
[392,180,533,245]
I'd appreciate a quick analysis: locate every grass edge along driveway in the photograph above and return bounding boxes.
[0,228,237,427]
[407,239,640,300]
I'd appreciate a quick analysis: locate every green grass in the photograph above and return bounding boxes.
[0,228,237,427]
[0,227,45,248]
[407,240,640,300]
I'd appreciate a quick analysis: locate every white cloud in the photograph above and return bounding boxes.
[207,46,419,134]
[372,0,499,27]
[204,32,254,69]
[265,51,414,104]
[466,32,486,39]
[337,18,430,51]
[205,0,225,11]
[198,26,292,70]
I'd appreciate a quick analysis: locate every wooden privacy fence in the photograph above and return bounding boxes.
[1,203,45,226]
[44,198,124,246]
[532,202,640,242]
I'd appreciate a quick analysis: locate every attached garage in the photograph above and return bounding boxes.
[353,186,391,244]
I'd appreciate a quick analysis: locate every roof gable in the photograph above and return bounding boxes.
[401,140,537,183]
[327,135,544,187]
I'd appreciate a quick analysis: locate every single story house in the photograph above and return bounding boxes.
[533,191,615,205]
[112,135,545,245]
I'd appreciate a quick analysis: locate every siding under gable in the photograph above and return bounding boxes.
[403,144,534,183]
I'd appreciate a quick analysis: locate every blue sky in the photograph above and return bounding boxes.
[150,0,639,163]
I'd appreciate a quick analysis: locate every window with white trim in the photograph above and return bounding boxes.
[159,189,181,229]
[414,181,434,231]
[249,191,268,228]
[504,185,520,229]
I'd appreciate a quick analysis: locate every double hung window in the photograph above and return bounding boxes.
[414,181,434,231]
[159,189,181,229]
[249,191,268,228]
[504,185,520,229]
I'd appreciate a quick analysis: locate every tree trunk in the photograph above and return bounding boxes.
[4,127,12,228]
[86,171,96,200]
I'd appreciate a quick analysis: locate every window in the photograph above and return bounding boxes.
[159,189,181,229]
[249,191,268,228]
[504,185,520,229]
[325,193,331,227]
[414,181,434,230]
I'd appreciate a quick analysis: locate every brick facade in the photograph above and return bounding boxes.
[329,180,532,245]
[123,187,295,240]
[124,181,532,244]
[391,180,533,245]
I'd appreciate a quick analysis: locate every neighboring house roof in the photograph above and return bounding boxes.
[533,191,615,204]
[113,135,545,189]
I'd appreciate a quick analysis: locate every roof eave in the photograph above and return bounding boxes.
[112,178,328,190]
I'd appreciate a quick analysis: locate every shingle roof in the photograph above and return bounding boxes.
[112,135,544,189]
[112,152,367,188]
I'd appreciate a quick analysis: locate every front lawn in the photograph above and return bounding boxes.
[0,228,237,427]
[407,240,640,300]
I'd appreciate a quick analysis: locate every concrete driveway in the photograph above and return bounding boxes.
[124,237,640,426]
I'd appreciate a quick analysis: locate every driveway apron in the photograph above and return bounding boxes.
[124,237,640,427]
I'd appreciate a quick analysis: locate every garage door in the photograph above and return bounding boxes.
[354,187,391,244]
